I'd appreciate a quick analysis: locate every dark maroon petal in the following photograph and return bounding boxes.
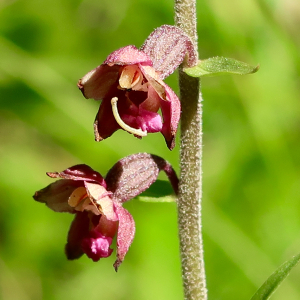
[141,25,197,79]
[78,64,120,100]
[33,179,82,213]
[94,99,121,142]
[104,45,152,66]
[105,153,161,203]
[113,205,135,271]
[47,164,106,187]
[160,84,181,150]
[65,212,91,260]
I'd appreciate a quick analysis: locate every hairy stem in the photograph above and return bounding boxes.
[175,0,207,299]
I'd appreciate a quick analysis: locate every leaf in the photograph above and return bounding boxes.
[250,253,300,300]
[184,56,259,77]
[135,180,176,203]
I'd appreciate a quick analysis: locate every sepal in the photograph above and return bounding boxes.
[105,153,178,203]
[141,25,197,79]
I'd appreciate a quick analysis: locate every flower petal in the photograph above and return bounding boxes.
[139,65,166,98]
[68,186,100,215]
[137,67,181,150]
[94,98,121,141]
[104,45,152,66]
[160,84,181,150]
[65,212,91,260]
[113,205,135,271]
[33,179,82,213]
[141,25,197,79]
[47,164,106,187]
[78,64,120,100]
[84,182,118,221]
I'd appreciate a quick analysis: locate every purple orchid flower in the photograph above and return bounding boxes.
[33,153,178,271]
[78,25,196,150]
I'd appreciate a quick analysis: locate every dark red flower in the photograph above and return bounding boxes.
[33,153,178,270]
[78,25,197,150]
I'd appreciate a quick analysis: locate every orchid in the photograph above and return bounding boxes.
[78,25,196,150]
[33,153,178,271]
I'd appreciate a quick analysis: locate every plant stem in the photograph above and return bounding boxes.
[175,0,207,299]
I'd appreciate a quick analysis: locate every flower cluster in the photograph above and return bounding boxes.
[33,25,194,270]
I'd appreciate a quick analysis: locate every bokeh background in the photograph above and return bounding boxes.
[1,0,300,299]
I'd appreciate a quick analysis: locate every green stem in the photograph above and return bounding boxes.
[175,0,207,299]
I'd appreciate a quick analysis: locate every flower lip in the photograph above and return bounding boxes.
[81,230,114,261]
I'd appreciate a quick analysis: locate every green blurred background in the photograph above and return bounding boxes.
[0,0,300,299]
